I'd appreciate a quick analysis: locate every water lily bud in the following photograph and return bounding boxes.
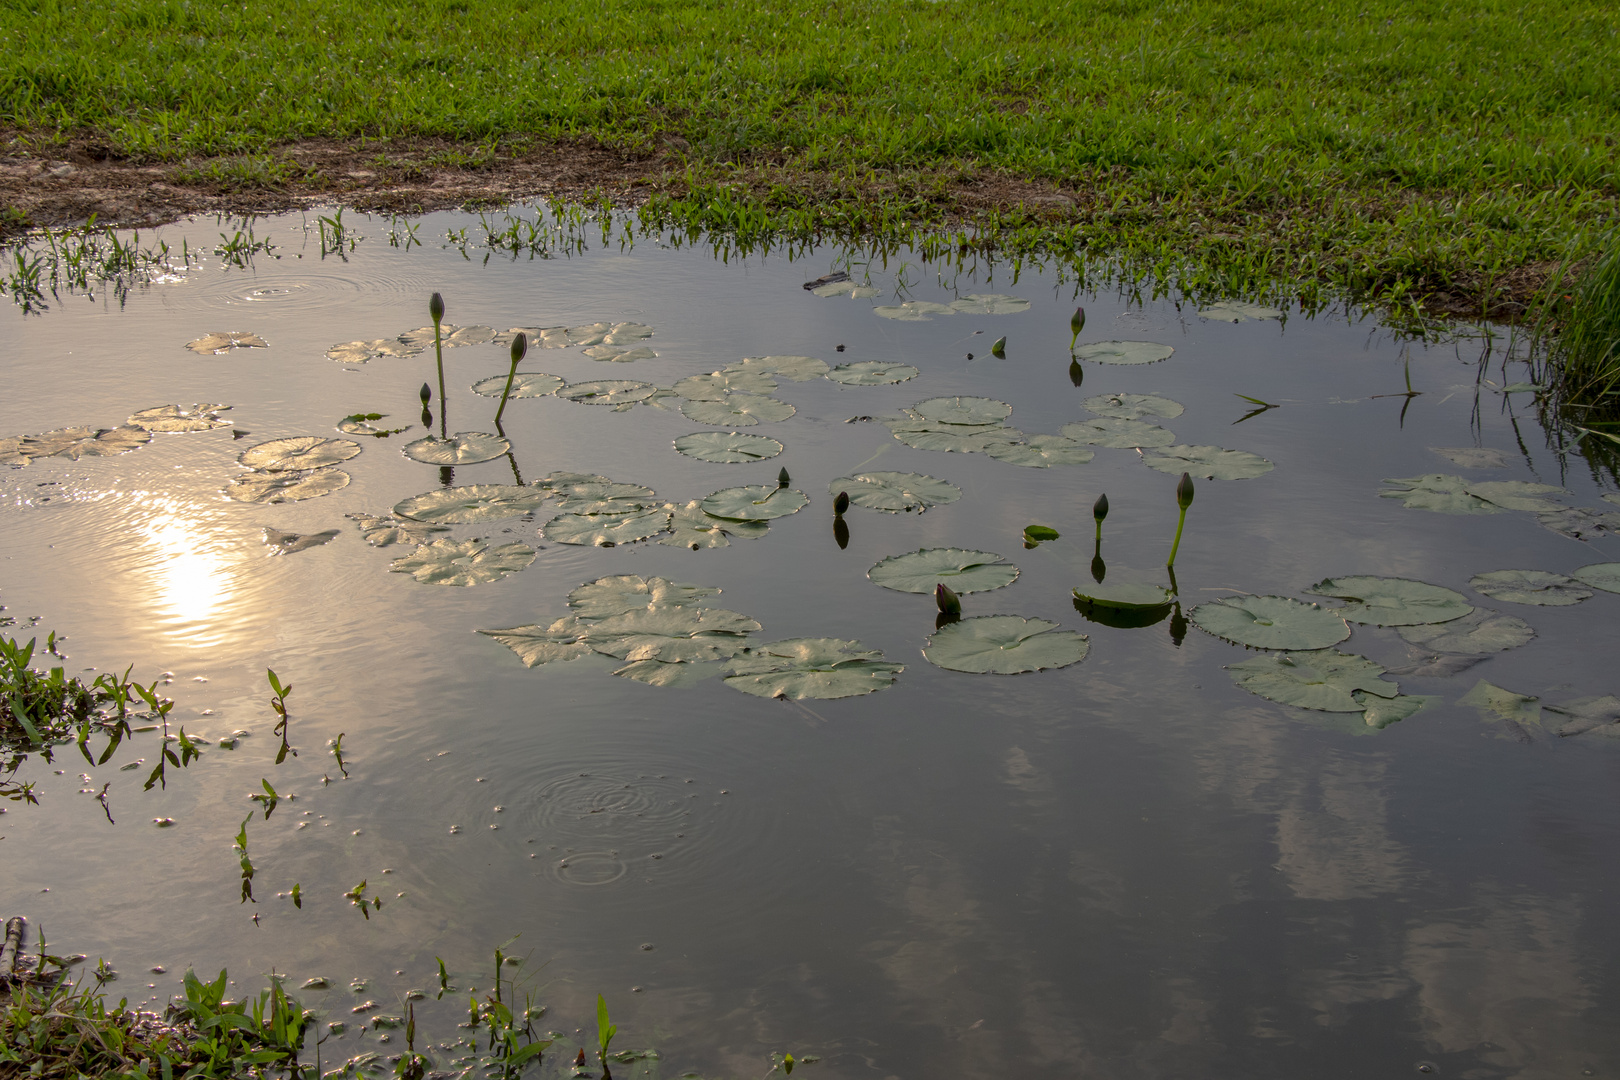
[935,583,961,616]
[833,491,849,516]
[429,292,444,324]
[990,335,1006,358]
[1069,306,1086,348]
[1093,493,1109,522]
[510,332,527,364]
[778,467,790,488]
[1177,472,1195,510]
[419,382,432,404]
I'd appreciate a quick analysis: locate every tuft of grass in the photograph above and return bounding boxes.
[1553,233,1620,404]
[168,154,311,192]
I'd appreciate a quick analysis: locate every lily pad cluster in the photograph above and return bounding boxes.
[1459,681,1620,740]
[2,403,236,469]
[328,322,654,365]
[227,436,361,504]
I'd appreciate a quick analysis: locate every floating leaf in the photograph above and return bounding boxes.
[1196,301,1283,322]
[566,321,653,347]
[868,548,1019,595]
[1573,562,1620,594]
[914,396,1014,425]
[701,485,809,521]
[923,616,1089,674]
[1023,525,1060,542]
[552,483,660,515]
[673,370,779,399]
[1190,595,1350,650]
[1083,393,1185,420]
[827,361,919,385]
[559,380,658,406]
[827,471,961,513]
[129,404,232,432]
[1378,474,1501,515]
[948,294,1030,315]
[1466,480,1569,512]
[1356,692,1435,729]
[347,513,449,547]
[1060,417,1176,448]
[884,416,1021,454]
[1303,576,1473,626]
[1470,569,1591,606]
[543,509,671,546]
[567,575,720,618]
[584,606,760,662]
[1538,506,1620,541]
[872,301,957,321]
[1142,445,1274,480]
[680,393,796,426]
[0,437,27,466]
[187,331,267,354]
[673,431,783,463]
[984,435,1096,467]
[1396,609,1535,654]
[1227,651,1398,712]
[583,346,657,363]
[389,538,536,586]
[727,356,830,382]
[659,501,770,548]
[239,437,361,473]
[394,484,545,524]
[1072,340,1174,365]
[810,279,880,298]
[723,638,902,699]
[477,618,595,667]
[1430,446,1510,469]
[398,325,495,348]
[1546,695,1620,738]
[337,415,407,437]
[612,660,722,688]
[264,528,339,555]
[20,426,151,459]
[227,468,350,503]
[1073,581,1175,610]
[471,373,563,398]
[326,339,421,363]
[1459,680,1541,725]
[402,432,510,465]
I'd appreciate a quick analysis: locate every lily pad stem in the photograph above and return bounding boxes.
[494,332,527,428]
[430,292,447,439]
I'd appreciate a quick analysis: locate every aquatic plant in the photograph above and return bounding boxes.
[494,331,527,427]
[1167,472,1193,567]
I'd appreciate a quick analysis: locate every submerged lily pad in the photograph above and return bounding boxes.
[810,280,881,299]
[398,325,496,349]
[612,660,723,688]
[1196,302,1283,323]
[239,437,361,472]
[347,513,450,548]
[828,471,961,513]
[1378,474,1502,515]
[923,616,1089,674]
[701,486,809,521]
[680,393,796,426]
[585,606,760,663]
[1459,680,1541,725]
[0,437,27,466]
[1469,569,1592,606]
[674,370,779,399]
[129,404,232,432]
[559,380,658,406]
[723,638,902,699]
[1083,393,1185,420]
[1396,609,1535,654]
[1073,580,1175,610]
[20,426,151,459]
[673,431,783,463]
[394,484,545,524]
[1355,693,1435,730]
[1227,651,1399,712]
[1060,417,1176,449]
[389,538,535,586]
[402,432,510,465]
[827,361,920,385]
[727,356,830,382]
[1538,506,1620,541]
[227,468,350,503]
[1465,481,1569,513]
[1072,341,1175,366]
[567,575,720,618]
[872,301,957,321]
[1573,563,1620,594]
[868,548,1019,595]
[914,396,1014,425]
[477,618,596,667]
[949,294,1031,315]
[583,346,657,363]
[1142,445,1274,480]
[326,339,421,363]
[659,501,770,549]
[471,373,564,398]
[543,508,671,546]
[1430,446,1511,469]
[264,528,339,555]
[187,331,268,354]
[1190,595,1350,650]
[1303,576,1473,626]
[1546,695,1620,738]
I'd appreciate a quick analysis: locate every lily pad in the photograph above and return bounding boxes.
[1190,595,1350,650]
[1459,680,1541,725]
[1060,417,1176,449]
[187,331,267,354]
[827,361,920,385]
[673,370,779,399]
[389,538,536,586]
[559,380,658,406]
[1573,562,1620,594]
[1303,576,1473,626]
[673,431,783,463]
[0,437,27,466]
[680,393,796,426]
[1470,569,1592,606]
[20,426,151,459]
[923,616,1089,674]
[477,618,596,667]
[1378,474,1502,515]
[949,294,1031,315]
[1546,695,1620,738]
[1083,393,1185,420]
[402,432,510,465]
[1073,581,1175,610]
[264,528,339,555]
[338,415,407,438]
[1356,693,1436,730]
[129,404,232,432]
[612,660,723,688]
[873,301,957,321]
[239,437,362,472]
[1072,340,1175,366]
[828,471,961,513]
[914,396,1013,425]
[701,486,809,521]
[1430,446,1511,469]
[727,356,830,382]
[810,280,881,299]
[659,501,770,549]
[984,435,1096,467]
[543,508,671,546]
[227,468,350,503]
[1196,301,1283,322]
[884,416,1021,454]
[347,513,450,548]
[567,575,720,618]
[1142,445,1274,480]
[1466,481,1569,512]
[552,482,660,515]
[471,373,564,398]
[398,325,495,349]
[394,484,545,524]
[326,339,421,363]
[567,322,654,347]
[723,638,902,699]
[584,607,760,663]
[1227,651,1399,712]
[1396,609,1535,654]
[1538,506,1620,541]
[583,346,657,363]
[868,548,1019,595]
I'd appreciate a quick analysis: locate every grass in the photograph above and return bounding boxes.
[1528,231,1620,480]
[1,0,1616,313]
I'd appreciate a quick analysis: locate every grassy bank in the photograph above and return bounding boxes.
[2,0,1617,313]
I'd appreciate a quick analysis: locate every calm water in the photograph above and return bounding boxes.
[3,210,1619,1079]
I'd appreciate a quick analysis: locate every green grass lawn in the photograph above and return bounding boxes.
[2,0,1618,311]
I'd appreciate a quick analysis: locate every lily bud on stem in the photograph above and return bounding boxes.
[1168,472,1194,567]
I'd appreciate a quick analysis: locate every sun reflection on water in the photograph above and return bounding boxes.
[137,499,239,642]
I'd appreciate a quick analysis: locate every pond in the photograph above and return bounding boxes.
[3,208,1619,1079]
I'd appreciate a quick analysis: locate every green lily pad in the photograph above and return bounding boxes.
[477,617,596,667]
[263,527,340,555]
[1083,393,1185,420]
[701,486,809,521]
[1060,417,1176,448]
[923,616,1089,674]
[673,431,783,463]
[1227,651,1399,712]
[659,501,770,549]
[566,321,654,347]
[551,480,660,515]
[1546,695,1620,738]
[983,435,1096,467]
[1355,692,1435,730]
[1024,525,1060,543]
[1469,569,1592,606]
[402,432,510,465]
[723,638,903,699]
[471,373,564,398]
[1538,506,1620,541]
[583,346,657,363]
[1459,680,1541,725]
[1378,475,1503,514]
[227,468,350,503]
[828,471,961,513]
[1430,446,1511,469]
[914,396,1014,425]
[884,417,1021,454]
[949,294,1031,315]
[612,660,723,688]
[239,437,361,472]
[543,508,672,546]
[583,606,760,663]
[810,280,881,299]
[1142,444,1274,480]
[1196,301,1283,322]
[347,513,450,548]
[1396,609,1535,654]
[129,404,232,432]
[337,415,407,438]
[1466,481,1569,512]
[326,339,421,363]
[673,370,778,399]
[727,356,830,382]
[868,548,1019,595]
[389,538,536,586]
[1573,562,1620,594]
[873,301,957,321]
[567,575,720,618]
[1072,340,1175,365]
[680,393,795,426]
[394,484,545,524]
[827,361,920,385]
[20,426,151,459]
[187,331,268,354]
[1303,576,1473,626]
[398,324,496,349]
[559,380,658,405]
[1191,595,1350,650]
[1072,581,1174,610]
